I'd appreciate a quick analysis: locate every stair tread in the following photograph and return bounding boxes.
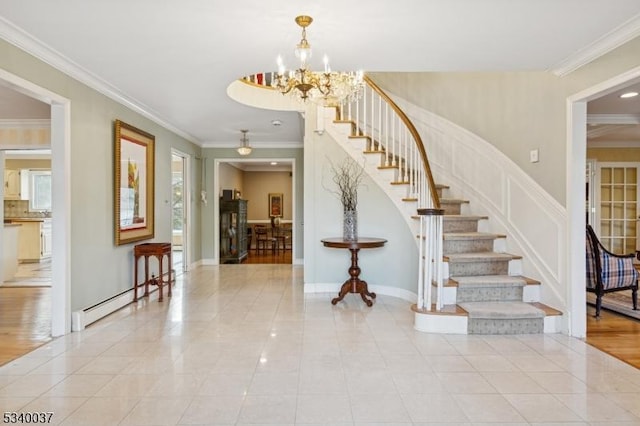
[449,275,535,287]
[443,215,489,221]
[445,252,518,262]
[530,302,563,316]
[458,301,546,319]
[440,198,470,203]
[444,232,505,240]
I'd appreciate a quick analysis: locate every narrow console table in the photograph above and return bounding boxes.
[321,237,387,307]
[133,242,173,302]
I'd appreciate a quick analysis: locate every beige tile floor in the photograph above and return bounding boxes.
[2,264,640,425]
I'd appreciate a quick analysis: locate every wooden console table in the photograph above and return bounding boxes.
[133,242,173,302]
[321,237,387,307]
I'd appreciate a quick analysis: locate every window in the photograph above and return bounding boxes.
[29,170,52,212]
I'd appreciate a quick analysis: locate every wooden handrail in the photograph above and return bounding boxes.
[363,75,440,209]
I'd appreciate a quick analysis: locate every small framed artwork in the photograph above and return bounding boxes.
[114,120,155,245]
[269,193,283,217]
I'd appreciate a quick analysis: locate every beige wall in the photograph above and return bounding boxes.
[587,147,640,162]
[218,163,244,198]
[371,35,640,206]
[243,171,293,221]
[5,159,51,169]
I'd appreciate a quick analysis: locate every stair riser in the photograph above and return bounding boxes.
[441,202,462,215]
[467,318,543,334]
[443,220,479,233]
[444,239,493,254]
[456,286,523,303]
[448,261,509,276]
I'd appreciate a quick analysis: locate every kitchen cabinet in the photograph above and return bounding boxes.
[11,219,51,262]
[220,199,248,263]
[41,220,52,258]
[4,169,21,199]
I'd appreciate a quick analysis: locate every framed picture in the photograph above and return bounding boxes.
[269,193,283,217]
[114,120,155,245]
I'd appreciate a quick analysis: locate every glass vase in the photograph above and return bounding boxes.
[343,210,358,241]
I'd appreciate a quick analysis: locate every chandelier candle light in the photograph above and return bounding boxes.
[273,15,364,105]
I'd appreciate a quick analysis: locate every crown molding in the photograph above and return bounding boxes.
[551,13,640,77]
[587,113,640,124]
[0,16,200,145]
[0,118,50,129]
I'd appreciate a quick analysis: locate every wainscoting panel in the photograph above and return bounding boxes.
[392,95,568,315]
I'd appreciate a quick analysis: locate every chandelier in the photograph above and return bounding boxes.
[237,130,252,156]
[272,15,364,105]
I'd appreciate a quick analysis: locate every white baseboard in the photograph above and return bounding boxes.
[71,286,159,331]
[414,311,468,334]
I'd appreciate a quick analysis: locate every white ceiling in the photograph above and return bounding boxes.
[1,1,640,147]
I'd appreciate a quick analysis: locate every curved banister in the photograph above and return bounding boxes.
[363,75,440,210]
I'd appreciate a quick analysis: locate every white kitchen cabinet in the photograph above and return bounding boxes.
[4,169,21,200]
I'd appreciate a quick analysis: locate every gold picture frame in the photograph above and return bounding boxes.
[269,193,283,217]
[114,120,155,245]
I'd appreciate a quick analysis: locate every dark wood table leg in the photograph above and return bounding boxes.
[157,254,164,302]
[167,251,172,298]
[144,255,150,297]
[133,253,139,302]
[331,247,376,307]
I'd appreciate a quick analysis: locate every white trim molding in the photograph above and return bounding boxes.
[551,13,640,76]
[0,16,199,145]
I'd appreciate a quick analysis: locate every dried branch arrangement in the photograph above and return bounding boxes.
[325,157,365,212]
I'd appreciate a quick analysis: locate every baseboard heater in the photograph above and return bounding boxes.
[71,284,159,331]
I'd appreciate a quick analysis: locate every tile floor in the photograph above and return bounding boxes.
[2,264,640,425]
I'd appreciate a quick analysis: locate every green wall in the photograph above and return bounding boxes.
[0,38,202,311]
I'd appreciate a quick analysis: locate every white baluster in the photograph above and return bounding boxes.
[417,215,425,310]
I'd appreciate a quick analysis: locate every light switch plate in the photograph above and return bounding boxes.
[530,149,539,163]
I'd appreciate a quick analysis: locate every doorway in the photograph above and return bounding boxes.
[171,150,190,273]
[0,69,71,340]
[569,66,640,337]
[214,158,296,265]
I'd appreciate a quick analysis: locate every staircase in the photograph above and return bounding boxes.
[436,185,562,334]
[325,76,562,334]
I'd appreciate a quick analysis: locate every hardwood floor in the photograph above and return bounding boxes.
[586,304,640,369]
[0,287,51,366]
[243,247,292,264]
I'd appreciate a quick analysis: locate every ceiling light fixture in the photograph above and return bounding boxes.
[620,91,639,98]
[272,15,364,105]
[237,129,252,156]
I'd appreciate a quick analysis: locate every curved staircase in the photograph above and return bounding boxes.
[324,77,562,334]
[434,185,562,334]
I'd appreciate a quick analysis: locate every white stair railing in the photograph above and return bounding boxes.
[340,76,445,311]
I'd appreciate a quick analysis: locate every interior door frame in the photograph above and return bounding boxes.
[171,148,191,271]
[567,65,640,338]
[0,68,71,336]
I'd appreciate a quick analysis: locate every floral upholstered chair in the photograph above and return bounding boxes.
[586,224,638,317]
